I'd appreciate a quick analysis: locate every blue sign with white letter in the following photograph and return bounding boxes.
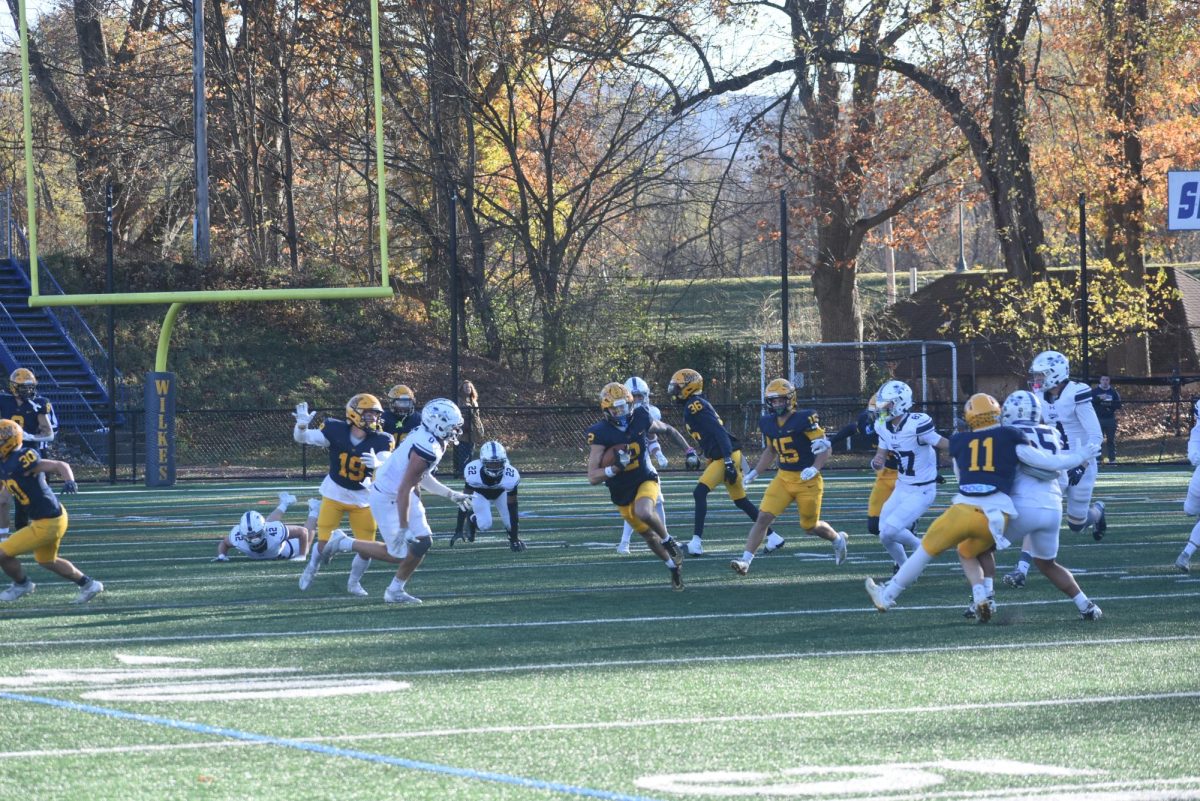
[1169,171,1200,230]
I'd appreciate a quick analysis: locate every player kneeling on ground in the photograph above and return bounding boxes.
[213,491,313,562]
[452,440,525,551]
[0,420,103,604]
[318,399,473,604]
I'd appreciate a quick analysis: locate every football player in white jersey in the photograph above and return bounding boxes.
[317,398,472,604]
[1174,401,1200,573]
[614,377,692,554]
[452,440,526,551]
[986,391,1103,620]
[870,380,949,568]
[1004,351,1107,587]
[213,491,314,562]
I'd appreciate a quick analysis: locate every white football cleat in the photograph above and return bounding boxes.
[763,532,786,553]
[1080,602,1103,621]
[730,559,749,576]
[0,581,35,601]
[686,536,705,556]
[71,579,104,605]
[833,532,848,565]
[319,529,348,569]
[384,588,422,604]
[1175,555,1191,574]
[298,562,318,591]
[864,578,893,612]
[615,543,631,555]
[347,581,368,597]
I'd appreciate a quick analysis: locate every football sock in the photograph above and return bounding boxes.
[664,558,677,569]
[1072,592,1091,612]
[348,555,370,584]
[1015,551,1032,575]
[334,536,355,554]
[1185,521,1200,554]
[1086,504,1103,526]
[741,550,755,564]
[692,485,709,539]
[619,523,633,548]
[656,497,667,526]
[881,539,910,567]
[388,577,406,592]
[983,577,994,595]
[74,574,91,587]
[887,548,932,600]
[307,542,322,568]
[971,583,989,606]
[733,497,760,522]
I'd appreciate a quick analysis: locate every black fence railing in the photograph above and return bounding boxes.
[51,394,1197,483]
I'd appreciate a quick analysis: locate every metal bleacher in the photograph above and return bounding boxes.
[0,202,123,464]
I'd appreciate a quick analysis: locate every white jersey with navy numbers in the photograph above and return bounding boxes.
[1009,420,1067,511]
[875,412,942,485]
[1039,380,1102,452]
[643,403,663,424]
[464,459,521,501]
[230,520,290,559]
[372,426,445,496]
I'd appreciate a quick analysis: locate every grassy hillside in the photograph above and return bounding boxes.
[641,271,946,343]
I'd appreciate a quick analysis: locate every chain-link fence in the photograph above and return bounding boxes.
[57,387,1196,483]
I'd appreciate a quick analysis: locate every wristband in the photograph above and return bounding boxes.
[604,465,619,478]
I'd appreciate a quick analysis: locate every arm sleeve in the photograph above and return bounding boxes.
[1073,396,1104,445]
[294,427,329,446]
[1016,443,1086,471]
[507,492,519,536]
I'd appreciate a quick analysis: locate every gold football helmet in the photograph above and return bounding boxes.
[9,368,36,400]
[387,384,416,415]
[764,378,796,415]
[600,382,634,426]
[963,393,1002,430]
[0,419,23,458]
[667,369,703,403]
[346,393,384,432]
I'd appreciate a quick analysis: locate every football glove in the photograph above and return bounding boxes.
[800,467,819,481]
[1067,465,1086,486]
[654,450,669,468]
[361,449,390,469]
[723,458,738,484]
[62,480,78,494]
[212,553,230,562]
[449,491,473,512]
[294,402,315,427]
[742,468,758,487]
[684,449,701,470]
[278,491,297,508]
[810,437,832,455]
[616,449,632,469]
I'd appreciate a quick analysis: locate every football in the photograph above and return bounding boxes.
[599,444,628,469]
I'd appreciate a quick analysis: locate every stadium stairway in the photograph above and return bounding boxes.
[0,257,126,465]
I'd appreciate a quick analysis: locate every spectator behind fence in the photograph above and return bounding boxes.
[1092,375,1122,464]
[454,379,485,477]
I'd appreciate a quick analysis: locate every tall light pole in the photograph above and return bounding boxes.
[193,0,210,264]
[955,196,968,273]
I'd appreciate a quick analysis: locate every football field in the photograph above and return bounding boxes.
[1,468,1198,800]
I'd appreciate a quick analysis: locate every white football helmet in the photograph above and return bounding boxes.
[876,380,914,421]
[1193,399,1200,421]
[1029,351,1070,392]
[1002,390,1042,425]
[624,376,651,409]
[480,440,508,479]
[421,398,464,443]
[238,510,268,553]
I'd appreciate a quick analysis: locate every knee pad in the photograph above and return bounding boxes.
[409,535,432,557]
[868,516,880,537]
